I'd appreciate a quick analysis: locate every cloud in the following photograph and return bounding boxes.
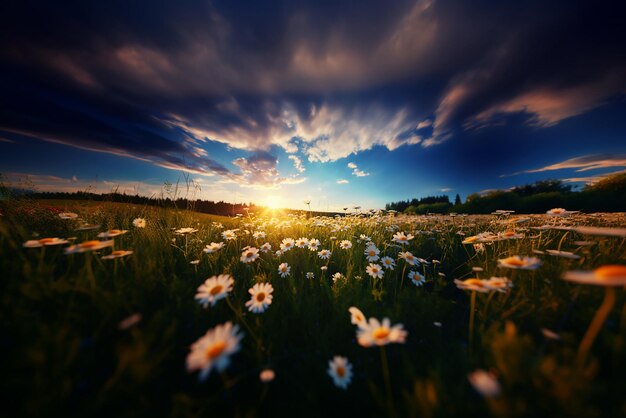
[503,154,626,177]
[336,179,349,184]
[347,162,357,169]
[440,187,452,192]
[288,155,306,173]
[416,120,432,129]
[232,151,306,189]
[561,169,626,185]
[352,169,370,177]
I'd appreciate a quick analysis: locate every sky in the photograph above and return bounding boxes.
[1,0,625,211]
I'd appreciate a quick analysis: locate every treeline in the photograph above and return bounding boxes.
[387,173,626,214]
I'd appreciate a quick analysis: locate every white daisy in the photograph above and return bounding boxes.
[497,255,542,270]
[306,272,315,279]
[280,238,295,252]
[366,263,384,279]
[132,218,146,228]
[64,240,114,254]
[348,306,367,328]
[364,244,380,262]
[195,274,234,308]
[175,227,198,235]
[380,256,395,270]
[408,271,425,287]
[392,231,414,244]
[203,242,224,253]
[295,237,309,248]
[318,249,332,260]
[97,229,128,239]
[398,251,418,266]
[260,242,272,253]
[327,356,353,389]
[245,282,274,313]
[468,369,501,398]
[308,238,321,251]
[357,317,407,347]
[339,240,353,249]
[102,250,134,260]
[186,322,243,381]
[278,262,291,277]
[240,247,260,263]
[221,230,237,241]
[253,231,266,239]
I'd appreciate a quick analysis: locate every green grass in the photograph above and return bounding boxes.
[1,199,625,417]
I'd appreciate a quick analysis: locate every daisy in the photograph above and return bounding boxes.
[295,237,309,248]
[318,249,332,260]
[203,242,224,254]
[260,242,272,253]
[240,247,260,264]
[348,307,367,328]
[175,227,198,235]
[366,263,384,279]
[253,231,266,239]
[380,256,395,270]
[497,231,524,240]
[359,234,371,242]
[23,237,69,248]
[245,282,274,313]
[357,317,407,347]
[408,271,425,287]
[327,356,353,389]
[468,370,501,398]
[58,212,79,219]
[195,274,234,308]
[398,251,418,266]
[186,322,243,381]
[65,240,113,254]
[306,272,315,279]
[339,240,353,250]
[497,255,542,270]
[485,277,513,293]
[454,278,492,293]
[364,244,380,262]
[132,218,146,228]
[97,229,128,239]
[308,238,321,251]
[546,208,574,216]
[562,265,626,286]
[101,250,133,260]
[280,238,295,252]
[332,272,343,282]
[190,259,200,265]
[392,231,414,244]
[278,262,291,277]
[221,230,237,240]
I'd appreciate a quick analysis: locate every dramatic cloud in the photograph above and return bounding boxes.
[232,151,306,189]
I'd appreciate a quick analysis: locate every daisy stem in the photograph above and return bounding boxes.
[469,290,477,353]
[226,296,264,352]
[380,346,395,418]
[577,287,616,367]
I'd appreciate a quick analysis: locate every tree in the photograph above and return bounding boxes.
[454,194,462,206]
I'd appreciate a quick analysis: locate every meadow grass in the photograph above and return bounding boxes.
[1,199,625,417]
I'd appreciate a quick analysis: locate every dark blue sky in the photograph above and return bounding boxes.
[1,0,625,210]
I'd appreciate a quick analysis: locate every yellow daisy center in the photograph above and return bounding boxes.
[39,238,56,244]
[210,285,223,295]
[79,240,101,249]
[594,265,626,280]
[504,257,524,266]
[256,292,266,302]
[205,341,227,360]
[465,279,486,287]
[336,366,346,377]
[246,252,254,258]
[373,327,390,340]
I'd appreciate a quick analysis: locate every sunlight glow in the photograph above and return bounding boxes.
[265,195,282,210]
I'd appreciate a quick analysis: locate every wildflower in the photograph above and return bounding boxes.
[189,259,200,265]
[468,370,501,397]
[498,231,524,240]
[348,307,367,328]
[398,251,418,266]
[97,229,128,239]
[102,250,134,260]
[485,277,513,292]
[186,322,243,381]
[132,218,146,228]
[364,244,380,262]
[546,208,574,216]
[306,272,315,279]
[23,237,69,248]
[497,255,542,270]
[409,271,425,287]
[203,242,224,253]
[332,272,343,282]
[308,238,321,251]
[280,238,295,252]
[245,282,274,313]
[321,266,328,272]
[260,242,272,253]
[260,369,275,383]
[195,274,234,308]
[562,265,626,286]
[58,212,79,219]
[240,247,260,263]
[380,256,396,270]
[393,231,414,244]
[278,262,291,277]
[339,240,353,249]
[175,227,198,235]
[327,356,353,389]
[221,229,237,240]
[65,240,114,254]
[295,237,309,248]
[357,317,407,347]
[366,263,384,279]
[359,234,371,241]
[318,249,332,260]
[253,231,266,239]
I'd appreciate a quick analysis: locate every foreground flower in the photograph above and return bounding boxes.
[364,244,380,262]
[409,271,426,287]
[318,249,331,260]
[280,238,295,252]
[392,231,414,244]
[295,237,309,248]
[454,278,493,293]
[195,274,234,308]
[175,227,198,235]
[366,263,384,279]
[240,247,260,263]
[468,370,501,398]
[65,240,114,254]
[497,255,542,270]
[339,240,353,249]
[380,256,396,270]
[327,356,353,389]
[132,218,146,228]
[186,322,243,381]
[398,251,418,266]
[357,317,407,347]
[23,237,69,248]
[308,238,321,251]
[348,307,367,328]
[102,250,134,260]
[245,282,274,313]
[260,242,272,253]
[278,262,291,277]
[203,242,224,253]
[97,229,128,239]
[562,265,626,286]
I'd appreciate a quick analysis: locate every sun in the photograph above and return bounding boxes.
[265,195,282,210]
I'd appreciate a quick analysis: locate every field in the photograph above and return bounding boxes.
[1,199,625,418]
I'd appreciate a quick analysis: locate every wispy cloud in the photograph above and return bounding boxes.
[288,155,306,173]
[502,154,626,177]
[346,162,370,177]
[440,187,452,192]
[336,179,349,184]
